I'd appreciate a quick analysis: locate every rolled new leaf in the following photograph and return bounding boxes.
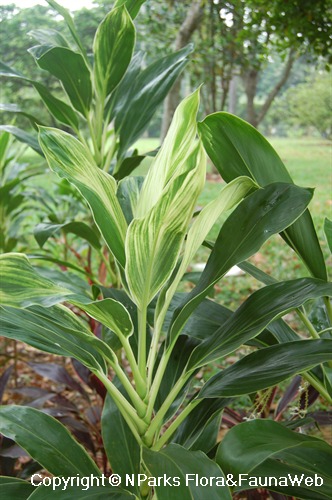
[125,143,206,308]
[113,0,146,19]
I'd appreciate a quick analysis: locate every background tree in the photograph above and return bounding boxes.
[157,0,332,133]
[272,71,332,139]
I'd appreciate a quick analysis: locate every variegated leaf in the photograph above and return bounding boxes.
[135,89,201,218]
[38,127,127,267]
[125,142,206,308]
[93,6,135,98]
[0,253,133,346]
[155,176,257,326]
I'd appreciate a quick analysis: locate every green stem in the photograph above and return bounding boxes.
[138,305,148,379]
[87,114,102,166]
[111,360,147,418]
[302,372,332,404]
[145,347,171,421]
[324,296,332,323]
[122,337,147,400]
[144,370,193,446]
[152,399,201,451]
[96,371,147,439]
[85,337,147,417]
[297,308,320,339]
[317,327,332,335]
[146,321,163,388]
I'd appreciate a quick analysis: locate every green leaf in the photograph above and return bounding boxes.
[28,28,70,47]
[324,218,332,254]
[1,305,107,373]
[33,81,79,129]
[143,444,232,500]
[199,113,327,280]
[0,103,43,130]
[28,485,136,499]
[113,155,145,181]
[0,406,100,476]
[93,6,135,98]
[45,0,88,60]
[102,393,140,496]
[125,143,206,308]
[117,176,144,223]
[114,45,193,159]
[29,46,92,116]
[113,0,146,19]
[173,398,229,451]
[38,127,127,267]
[0,476,34,499]
[216,419,332,499]
[0,62,79,129]
[169,182,313,346]
[198,339,332,398]
[188,278,332,369]
[0,125,43,156]
[34,221,101,249]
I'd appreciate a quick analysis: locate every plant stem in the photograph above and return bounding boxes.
[122,337,147,400]
[302,372,332,404]
[296,308,320,339]
[144,370,193,445]
[97,371,147,439]
[138,305,148,379]
[145,347,171,421]
[111,360,147,418]
[87,114,102,166]
[146,321,163,388]
[152,399,201,451]
[324,296,332,323]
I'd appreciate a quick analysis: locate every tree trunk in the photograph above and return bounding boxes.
[242,68,259,127]
[242,48,297,128]
[256,48,297,125]
[228,75,238,114]
[160,1,203,140]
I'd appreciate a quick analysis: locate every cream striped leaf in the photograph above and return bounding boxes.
[135,88,201,218]
[0,253,72,308]
[38,127,127,267]
[125,142,206,308]
[155,176,257,324]
[93,6,135,98]
[0,253,133,345]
